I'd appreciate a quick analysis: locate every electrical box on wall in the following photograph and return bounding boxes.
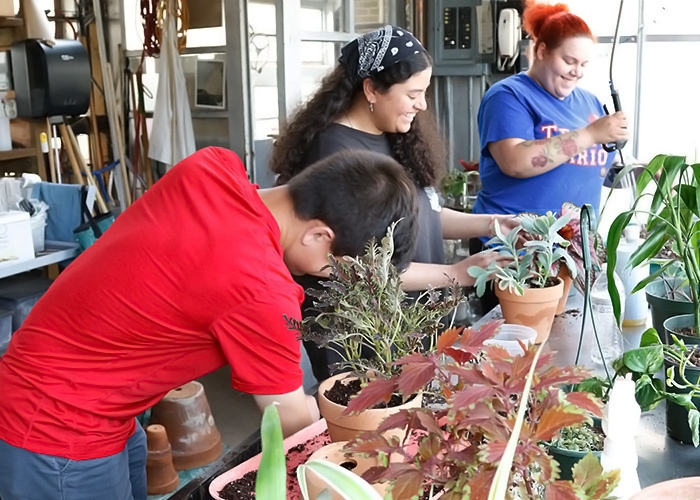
[428,0,497,76]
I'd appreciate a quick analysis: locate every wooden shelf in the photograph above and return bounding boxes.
[0,17,22,28]
[0,148,37,162]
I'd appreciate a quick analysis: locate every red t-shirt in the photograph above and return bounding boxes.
[0,147,305,460]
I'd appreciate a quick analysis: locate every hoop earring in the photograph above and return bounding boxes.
[369,102,374,113]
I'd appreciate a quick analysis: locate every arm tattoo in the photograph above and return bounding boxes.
[523,131,584,169]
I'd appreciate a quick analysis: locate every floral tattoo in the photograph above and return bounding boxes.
[522,131,584,170]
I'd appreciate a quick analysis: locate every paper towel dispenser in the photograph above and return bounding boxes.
[10,39,91,118]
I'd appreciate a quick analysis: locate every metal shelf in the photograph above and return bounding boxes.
[0,241,79,280]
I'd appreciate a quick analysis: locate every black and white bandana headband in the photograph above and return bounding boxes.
[339,25,426,80]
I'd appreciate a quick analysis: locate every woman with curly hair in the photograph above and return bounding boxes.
[270,25,515,381]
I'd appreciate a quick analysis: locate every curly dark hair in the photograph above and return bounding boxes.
[269,51,445,188]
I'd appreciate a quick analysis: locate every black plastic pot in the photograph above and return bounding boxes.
[664,314,700,346]
[664,352,700,444]
[548,418,603,481]
[646,279,694,344]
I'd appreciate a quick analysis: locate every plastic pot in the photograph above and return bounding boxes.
[664,351,700,444]
[483,324,537,356]
[548,418,603,481]
[646,279,694,344]
[664,314,700,346]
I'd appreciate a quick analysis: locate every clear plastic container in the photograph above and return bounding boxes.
[0,308,12,351]
[589,264,626,372]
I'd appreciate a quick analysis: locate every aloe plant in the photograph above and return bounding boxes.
[606,154,700,332]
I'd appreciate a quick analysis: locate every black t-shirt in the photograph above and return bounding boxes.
[301,123,444,266]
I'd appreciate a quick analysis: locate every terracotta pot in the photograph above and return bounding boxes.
[495,278,564,344]
[630,477,700,499]
[305,441,391,500]
[556,266,573,315]
[150,381,223,470]
[318,373,422,443]
[145,424,180,495]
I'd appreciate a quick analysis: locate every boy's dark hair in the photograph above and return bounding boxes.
[287,150,418,270]
[270,51,445,188]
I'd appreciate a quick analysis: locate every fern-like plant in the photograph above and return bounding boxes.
[288,222,464,379]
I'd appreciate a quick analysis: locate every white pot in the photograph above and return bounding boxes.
[484,324,537,356]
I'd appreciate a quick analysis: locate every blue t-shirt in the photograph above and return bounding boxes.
[473,72,614,217]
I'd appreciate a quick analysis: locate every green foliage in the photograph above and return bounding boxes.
[468,211,577,296]
[612,328,700,446]
[344,323,617,499]
[555,423,604,453]
[606,154,700,331]
[289,222,463,379]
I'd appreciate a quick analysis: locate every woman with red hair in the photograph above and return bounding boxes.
[470,0,629,309]
[472,1,628,222]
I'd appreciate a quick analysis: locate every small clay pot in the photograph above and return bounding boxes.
[556,266,573,315]
[318,373,422,443]
[630,477,700,499]
[150,381,223,470]
[146,424,179,495]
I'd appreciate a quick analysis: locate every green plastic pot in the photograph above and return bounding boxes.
[548,418,603,481]
[646,279,694,344]
[664,351,700,444]
[664,314,700,346]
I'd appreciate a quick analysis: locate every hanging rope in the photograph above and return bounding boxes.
[140,0,189,57]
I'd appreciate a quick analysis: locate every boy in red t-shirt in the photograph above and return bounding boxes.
[0,147,418,500]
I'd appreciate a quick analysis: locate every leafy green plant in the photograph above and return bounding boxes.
[344,323,619,500]
[288,222,463,379]
[612,328,700,446]
[255,404,383,500]
[469,211,577,296]
[606,154,700,331]
[555,423,604,453]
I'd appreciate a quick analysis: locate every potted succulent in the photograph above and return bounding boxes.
[469,211,578,343]
[606,154,700,343]
[613,328,700,446]
[289,222,463,442]
[344,324,619,499]
[547,418,605,481]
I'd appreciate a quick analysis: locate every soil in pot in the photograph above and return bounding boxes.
[325,377,403,408]
[217,430,331,500]
[549,420,604,481]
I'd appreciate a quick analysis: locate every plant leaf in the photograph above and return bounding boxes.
[437,327,463,354]
[563,392,604,418]
[689,409,700,447]
[628,229,669,269]
[606,211,633,325]
[544,481,581,500]
[297,460,384,500]
[397,361,437,396]
[346,377,398,414]
[255,404,286,500]
[451,385,498,411]
[535,405,588,442]
[385,465,425,500]
[639,328,662,347]
[623,345,664,374]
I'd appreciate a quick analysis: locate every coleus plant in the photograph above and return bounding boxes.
[469,212,578,297]
[343,322,619,500]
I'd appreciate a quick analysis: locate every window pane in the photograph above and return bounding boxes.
[645,0,700,35]
[558,0,639,37]
[301,41,343,100]
[637,42,700,161]
[300,0,348,32]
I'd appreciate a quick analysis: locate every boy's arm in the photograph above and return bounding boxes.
[253,387,320,437]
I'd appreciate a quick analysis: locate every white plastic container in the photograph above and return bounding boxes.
[484,324,537,356]
[29,211,47,253]
[0,211,35,266]
[615,223,648,327]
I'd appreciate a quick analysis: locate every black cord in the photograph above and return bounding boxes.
[609,0,624,90]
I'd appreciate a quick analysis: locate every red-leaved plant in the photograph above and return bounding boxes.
[343,322,619,500]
